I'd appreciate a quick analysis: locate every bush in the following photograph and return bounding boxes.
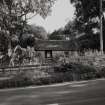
[54,63,97,80]
[95,67,105,78]
[0,63,99,89]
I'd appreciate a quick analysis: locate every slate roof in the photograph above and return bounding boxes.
[35,40,77,51]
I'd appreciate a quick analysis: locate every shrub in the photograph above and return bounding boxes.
[96,67,105,78]
[54,63,97,80]
[0,63,98,89]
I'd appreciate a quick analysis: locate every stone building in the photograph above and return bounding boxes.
[34,40,77,64]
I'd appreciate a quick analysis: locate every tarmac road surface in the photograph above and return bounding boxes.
[0,78,105,105]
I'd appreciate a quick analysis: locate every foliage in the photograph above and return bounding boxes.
[0,0,56,49]
[64,20,77,37]
[48,32,62,40]
[29,25,48,39]
[70,0,105,34]
[0,62,97,89]
[48,20,78,40]
[68,0,105,50]
[0,31,9,53]
[0,0,56,66]
[54,63,96,73]
[96,67,105,78]
[76,34,100,51]
[18,24,48,48]
[48,28,64,40]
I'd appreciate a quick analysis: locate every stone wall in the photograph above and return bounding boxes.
[68,54,105,69]
[36,51,105,69]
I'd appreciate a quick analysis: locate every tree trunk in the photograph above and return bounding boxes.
[8,38,12,57]
[100,0,104,54]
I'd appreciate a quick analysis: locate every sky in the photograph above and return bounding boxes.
[28,0,75,33]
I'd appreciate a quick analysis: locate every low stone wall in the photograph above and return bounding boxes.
[0,65,54,78]
[68,55,105,69]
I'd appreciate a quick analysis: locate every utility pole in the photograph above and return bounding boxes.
[100,0,104,54]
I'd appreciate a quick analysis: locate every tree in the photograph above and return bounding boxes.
[29,25,48,39]
[0,0,56,66]
[0,0,56,52]
[48,21,78,40]
[48,28,65,40]
[0,31,9,54]
[64,20,77,38]
[18,25,48,48]
[70,0,101,32]
[70,0,105,51]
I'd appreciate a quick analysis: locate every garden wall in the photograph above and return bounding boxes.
[64,51,105,69]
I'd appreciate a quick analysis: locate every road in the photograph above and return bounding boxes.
[0,79,105,105]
